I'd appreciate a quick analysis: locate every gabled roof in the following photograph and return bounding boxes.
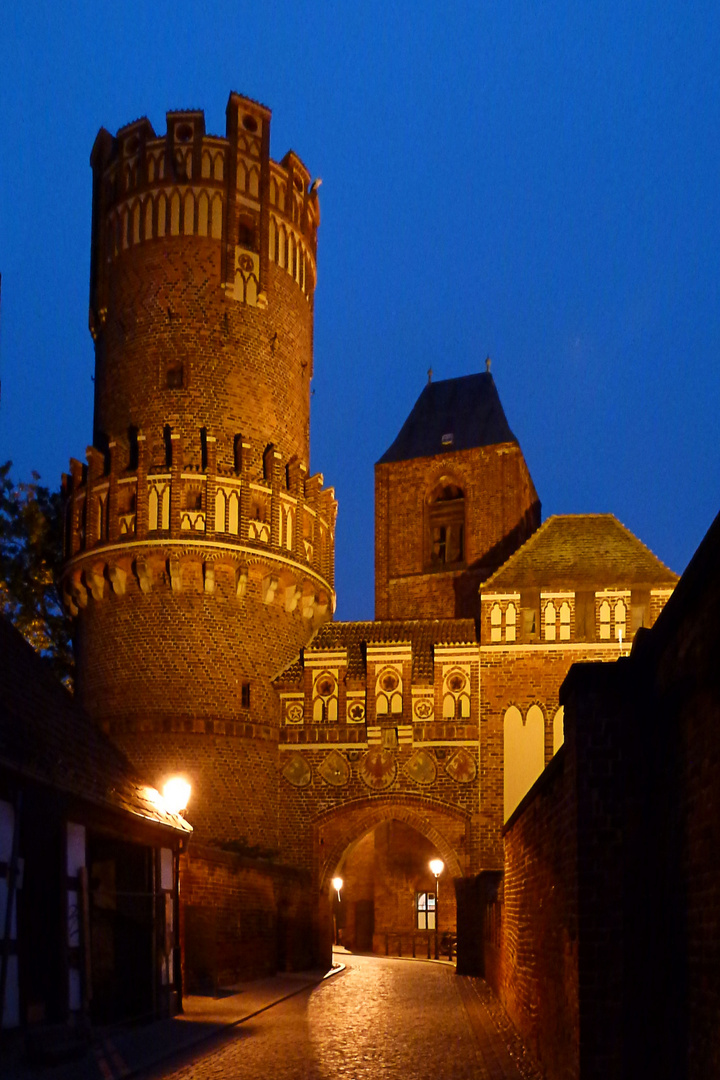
[0,618,191,835]
[481,514,678,592]
[377,372,516,465]
[275,619,478,686]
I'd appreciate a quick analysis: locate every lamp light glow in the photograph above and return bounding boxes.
[332,876,343,901]
[163,777,191,815]
[429,858,444,878]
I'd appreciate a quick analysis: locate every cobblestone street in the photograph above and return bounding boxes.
[138,955,539,1080]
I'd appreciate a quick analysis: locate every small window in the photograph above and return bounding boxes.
[417,891,436,930]
[491,603,502,642]
[167,363,184,389]
[233,435,243,473]
[241,682,251,709]
[559,601,571,641]
[237,214,257,251]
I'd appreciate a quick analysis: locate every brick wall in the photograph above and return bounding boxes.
[181,843,315,988]
[488,749,579,1080]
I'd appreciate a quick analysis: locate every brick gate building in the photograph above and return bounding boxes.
[60,90,677,983]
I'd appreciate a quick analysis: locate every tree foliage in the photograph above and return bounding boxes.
[0,461,74,688]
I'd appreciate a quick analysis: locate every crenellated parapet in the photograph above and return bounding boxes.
[61,424,336,619]
[89,92,319,340]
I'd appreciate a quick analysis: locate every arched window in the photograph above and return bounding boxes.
[599,600,611,640]
[427,480,465,568]
[491,603,502,642]
[312,671,338,724]
[559,601,571,641]
[442,669,471,719]
[614,600,627,642]
[505,603,517,642]
[544,601,557,641]
[376,667,402,715]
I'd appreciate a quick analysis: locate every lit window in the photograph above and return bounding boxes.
[505,603,517,642]
[559,601,571,641]
[614,600,627,642]
[544,601,557,641]
[416,891,436,930]
[599,600,611,640]
[491,603,502,642]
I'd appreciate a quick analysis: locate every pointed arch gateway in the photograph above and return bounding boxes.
[315,796,466,892]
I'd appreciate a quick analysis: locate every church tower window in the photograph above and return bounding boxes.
[427,482,465,568]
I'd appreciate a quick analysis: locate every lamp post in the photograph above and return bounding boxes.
[429,859,444,959]
[331,877,343,947]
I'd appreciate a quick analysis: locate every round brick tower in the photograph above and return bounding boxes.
[61,93,336,848]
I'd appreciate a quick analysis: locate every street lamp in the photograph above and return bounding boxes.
[429,859,444,959]
[331,877,343,947]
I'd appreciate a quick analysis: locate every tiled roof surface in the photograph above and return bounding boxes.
[0,618,191,835]
[481,514,678,591]
[276,619,477,685]
[377,373,516,464]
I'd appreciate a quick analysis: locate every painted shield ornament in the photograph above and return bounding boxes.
[318,749,350,787]
[405,749,437,786]
[282,752,312,788]
[445,748,477,783]
[359,747,397,790]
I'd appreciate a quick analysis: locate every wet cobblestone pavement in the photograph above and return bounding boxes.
[140,955,541,1080]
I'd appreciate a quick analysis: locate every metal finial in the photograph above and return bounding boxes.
[427,367,433,384]
[485,356,491,373]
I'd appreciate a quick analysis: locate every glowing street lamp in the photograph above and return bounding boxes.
[429,859,444,959]
[332,876,343,902]
[163,777,191,816]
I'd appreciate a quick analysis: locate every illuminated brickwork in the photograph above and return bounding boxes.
[62,93,335,855]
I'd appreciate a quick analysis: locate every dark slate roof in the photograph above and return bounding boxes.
[0,618,191,835]
[377,373,516,465]
[275,619,478,686]
[481,514,678,591]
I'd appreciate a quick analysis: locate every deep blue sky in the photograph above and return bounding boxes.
[1,3,719,619]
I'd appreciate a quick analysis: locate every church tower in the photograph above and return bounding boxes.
[375,371,540,619]
[61,93,336,850]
